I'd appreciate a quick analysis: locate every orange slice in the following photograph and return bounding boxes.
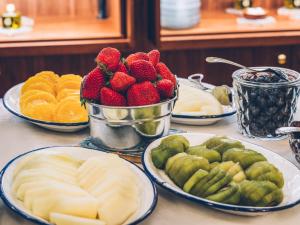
[21,76,55,93]
[56,80,81,93]
[35,71,59,84]
[56,89,80,102]
[21,91,57,109]
[20,90,55,109]
[54,97,88,123]
[21,81,55,96]
[59,74,82,83]
[22,102,56,122]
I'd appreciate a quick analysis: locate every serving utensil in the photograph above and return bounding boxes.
[206,57,289,81]
[276,127,300,135]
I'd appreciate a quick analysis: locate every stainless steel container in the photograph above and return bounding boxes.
[86,95,177,152]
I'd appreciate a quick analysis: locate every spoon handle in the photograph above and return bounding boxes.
[206,57,255,72]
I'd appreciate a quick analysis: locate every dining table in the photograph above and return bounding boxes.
[0,100,299,225]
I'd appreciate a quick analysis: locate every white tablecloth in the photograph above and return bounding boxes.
[0,101,299,225]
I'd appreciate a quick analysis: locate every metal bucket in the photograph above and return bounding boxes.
[86,94,177,152]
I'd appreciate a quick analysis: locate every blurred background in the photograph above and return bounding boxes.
[0,0,300,96]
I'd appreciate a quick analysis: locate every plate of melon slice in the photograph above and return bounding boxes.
[3,71,89,132]
[0,146,157,225]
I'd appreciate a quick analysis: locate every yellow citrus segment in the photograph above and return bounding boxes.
[35,71,59,84]
[20,90,55,109]
[22,102,56,122]
[56,80,81,93]
[56,89,80,102]
[20,71,86,123]
[21,91,57,111]
[59,74,82,83]
[22,76,56,93]
[21,81,55,96]
[54,97,88,123]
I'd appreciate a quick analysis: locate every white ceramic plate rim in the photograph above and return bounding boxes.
[0,146,158,225]
[142,133,300,213]
[3,83,89,127]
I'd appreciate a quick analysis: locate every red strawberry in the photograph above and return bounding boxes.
[100,87,126,106]
[110,72,136,92]
[127,81,160,106]
[148,50,160,66]
[156,79,175,99]
[81,67,105,101]
[130,60,157,82]
[96,47,121,72]
[116,62,128,73]
[155,62,176,86]
[126,52,149,67]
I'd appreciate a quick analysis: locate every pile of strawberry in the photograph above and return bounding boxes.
[81,47,177,106]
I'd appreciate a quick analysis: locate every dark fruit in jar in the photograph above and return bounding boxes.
[234,70,299,138]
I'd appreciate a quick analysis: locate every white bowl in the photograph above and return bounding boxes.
[142,133,300,216]
[3,83,89,132]
[0,146,158,225]
[161,14,200,29]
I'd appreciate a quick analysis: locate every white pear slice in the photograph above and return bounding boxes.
[17,179,82,201]
[14,153,81,178]
[13,168,76,192]
[32,195,98,220]
[98,191,138,225]
[173,83,223,115]
[23,183,89,209]
[50,213,106,225]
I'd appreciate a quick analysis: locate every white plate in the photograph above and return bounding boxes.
[0,146,158,225]
[142,133,300,216]
[171,79,236,125]
[3,83,89,132]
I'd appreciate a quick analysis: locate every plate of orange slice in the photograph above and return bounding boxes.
[3,71,89,132]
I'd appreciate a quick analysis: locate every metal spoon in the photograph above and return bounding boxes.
[276,127,300,135]
[206,57,289,81]
[188,74,210,91]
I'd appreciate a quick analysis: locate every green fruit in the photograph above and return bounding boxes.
[240,180,282,206]
[245,161,284,188]
[183,169,208,193]
[213,139,245,154]
[151,135,190,169]
[212,85,231,106]
[202,136,227,149]
[209,162,220,170]
[165,153,187,174]
[167,155,210,188]
[187,145,221,163]
[203,175,232,197]
[206,184,240,204]
[222,148,266,169]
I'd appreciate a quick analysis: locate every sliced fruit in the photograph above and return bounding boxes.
[21,81,55,96]
[32,195,98,220]
[54,97,88,123]
[35,71,59,84]
[50,213,106,225]
[56,89,80,101]
[57,80,81,93]
[22,102,56,122]
[21,76,56,93]
[59,74,82,83]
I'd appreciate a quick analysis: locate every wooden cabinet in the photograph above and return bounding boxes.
[1,0,300,96]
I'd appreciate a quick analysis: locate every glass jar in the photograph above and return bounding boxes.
[234,0,253,9]
[284,0,300,9]
[232,67,300,140]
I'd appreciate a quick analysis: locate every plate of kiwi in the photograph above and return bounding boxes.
[142,133,300,216]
